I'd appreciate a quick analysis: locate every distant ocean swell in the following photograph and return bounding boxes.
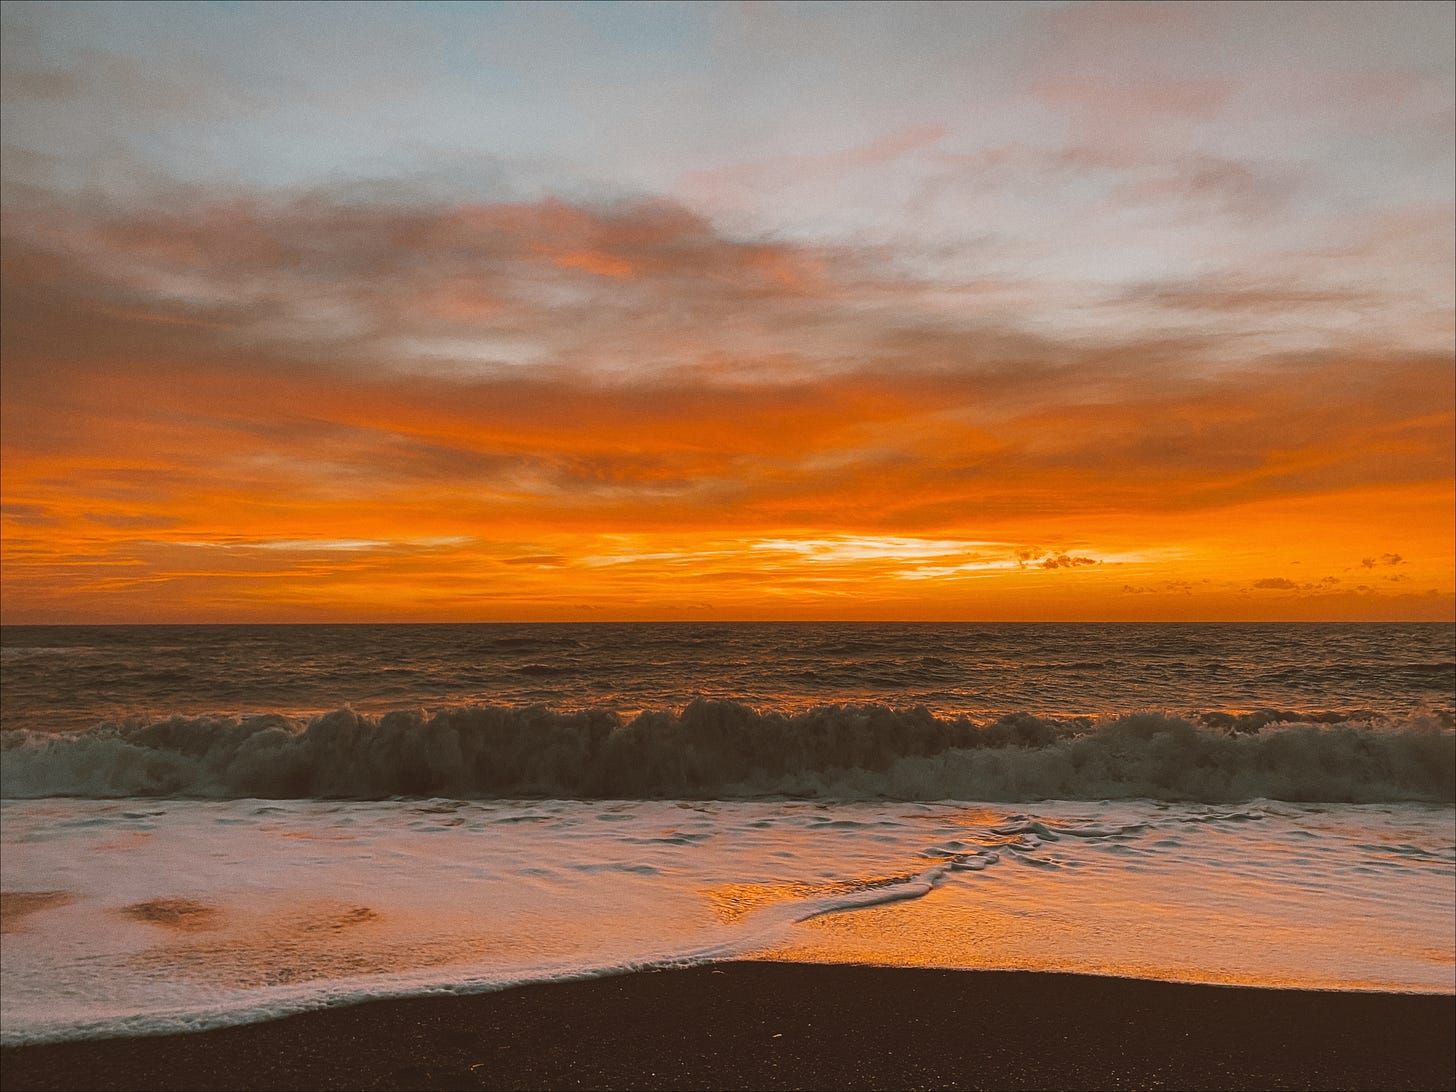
[3,701,1452,803]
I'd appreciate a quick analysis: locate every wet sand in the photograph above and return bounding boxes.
[3,962,1452,1091]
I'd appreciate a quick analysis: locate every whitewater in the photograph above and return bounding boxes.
[2,622,1453,1044]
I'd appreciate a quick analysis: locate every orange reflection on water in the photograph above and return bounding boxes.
[748,861,1454,993]
[703,872,923,924]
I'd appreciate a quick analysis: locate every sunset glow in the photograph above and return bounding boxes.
[2,1,1452,622]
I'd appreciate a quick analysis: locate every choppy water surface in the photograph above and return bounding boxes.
[3,621,1452,731]
[2,623,1453,1043]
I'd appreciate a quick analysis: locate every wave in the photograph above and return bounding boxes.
[2,701,1452,803]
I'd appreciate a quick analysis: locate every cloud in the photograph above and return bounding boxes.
[4,192,1452,540]
[0,3,1451,622]
[1032,75,1235,124]
[1039,554,1098,570]
[682,123,949,201]
[1360,553,1405,568]
[0,191,880,381]
[923,142,1302,225]
[2,186,1451,621]
[1253,578,1299,590]
[1120,278,1374,314]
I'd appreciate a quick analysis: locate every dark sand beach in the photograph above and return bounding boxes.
[3,962,1452,1091]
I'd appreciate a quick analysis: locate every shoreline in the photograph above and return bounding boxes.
[3,962,1453,1091]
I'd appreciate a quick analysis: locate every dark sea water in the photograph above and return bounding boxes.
[3,623,1453,1042]
[5,621,1453,725]
[1,622,1452,802]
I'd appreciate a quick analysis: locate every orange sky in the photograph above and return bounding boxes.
[2,3,1453,623]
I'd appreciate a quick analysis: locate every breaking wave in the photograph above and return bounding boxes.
[2,701,1452,803]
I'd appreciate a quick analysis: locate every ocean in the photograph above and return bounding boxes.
[2,622,1453,1045]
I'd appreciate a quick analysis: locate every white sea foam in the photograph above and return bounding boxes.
[2,798,1452,1045]
[3,702,1451,803]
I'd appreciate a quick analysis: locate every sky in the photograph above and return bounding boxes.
[1,0,1452,623]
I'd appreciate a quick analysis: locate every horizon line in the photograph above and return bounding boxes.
[4,618,1453,627]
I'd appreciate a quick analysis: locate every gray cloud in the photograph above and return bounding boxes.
[3,189,1451,537]
[1360,553,1405,568]
[1039,554,1098,570]
[1120,279,1375,314]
